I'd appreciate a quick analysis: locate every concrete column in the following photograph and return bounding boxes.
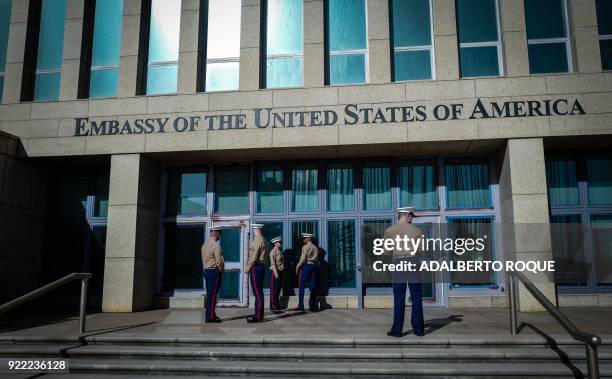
[432,0,460,80]
[500,0,529,77]
[239,0,261,91]
[178,0,200,94]
[367,0,391,84]
[2,0,29,104]
[0,131,47,303]
[60,0,84,101]
[102,154,161,312]
[569,0,601,73]
[499,138,556,312]
[304,0,324,87]
[118,0,142,97]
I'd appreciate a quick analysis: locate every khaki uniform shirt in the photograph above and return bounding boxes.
[269,246,284,278]
[296,241,319,270]
[246,235,268,272]
[383,222,425,259]
[201,239,224,271]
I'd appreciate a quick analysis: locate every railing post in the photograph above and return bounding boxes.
[79,277,89,336]
[586,344,600,379]
[508,273,518,335]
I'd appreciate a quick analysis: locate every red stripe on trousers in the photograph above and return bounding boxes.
[252,269,262,320]
[210,271,220,321]
[270,271,275,309]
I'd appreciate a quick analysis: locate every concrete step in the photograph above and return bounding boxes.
[1,333,610,348]
[67,358,612,377]
[1,343,611,363]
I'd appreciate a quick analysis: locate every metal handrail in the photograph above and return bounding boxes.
[0,273,92,337]
[508,271,601,379]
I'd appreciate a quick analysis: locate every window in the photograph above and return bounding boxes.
[257,165,284,213]
[214,166,249,215]
[166,168,207,216]
[326,0,367,85]
[456,0,502,77]
[202,0,241,91]
[291,164,319,212]
[545,157,580,206]
[445,160,491,208]
[43,169,109,301]
[34,0,67,101]
[390,0,433,81]
[448,217,495,286]
[525,0,571,74]
[596,0,612,70]
[163,224,205,290]
[87,0,123,98]
[264,0,303,88]
[591,215,612,285]
[0,0,12,101]
[93,172,110,217]
[399,161,438,210]
[363,162,392,211]
[327,163,355,212]
[145,0,181,94]
[586,156,612,205]
[551,215,587,286]
[546,153,612,290]
[327,220,356,288]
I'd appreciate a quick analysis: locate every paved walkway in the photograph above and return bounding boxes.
[1,307,611,341]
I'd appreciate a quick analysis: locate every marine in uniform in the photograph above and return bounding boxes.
[385,207,425,337]
[246,224,268,323]
[295,233,319,312]
[269,236,284,312]
[201,226,224,323]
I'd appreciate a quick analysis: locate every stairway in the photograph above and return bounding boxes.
[1,334,611,378]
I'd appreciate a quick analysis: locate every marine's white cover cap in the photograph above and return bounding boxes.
[397,207,416,214]
[271,236,282,243]
[302,233,314,238]
[251,223,264,229]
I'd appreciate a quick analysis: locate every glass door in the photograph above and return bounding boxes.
[213,221,248,306]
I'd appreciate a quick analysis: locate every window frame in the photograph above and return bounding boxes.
[547,151,612,293]
[456,0,504,78]
[596,0,612,71]
[389,0,436,82]
[325,0,370,85]
[525,0,573,74]
[263,0,305,89]
[159,155,501,299]
[144,0,182,95]
[201,0,242,92]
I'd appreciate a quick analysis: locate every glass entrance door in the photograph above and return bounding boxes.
[214,221,248,306]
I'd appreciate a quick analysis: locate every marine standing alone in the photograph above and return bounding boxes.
[246,224,268,322]
[295,233,319,312]
[269,236,284,312]
[385,207,425,337]
[201,226,224,323]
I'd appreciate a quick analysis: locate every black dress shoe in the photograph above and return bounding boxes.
[206,319,222,323]
[214,316,222,322]
[387,331,403,338]
[246,317,262,323]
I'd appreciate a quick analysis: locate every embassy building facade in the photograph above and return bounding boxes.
[0,0,611,313]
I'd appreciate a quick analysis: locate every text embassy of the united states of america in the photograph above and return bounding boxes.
[73,98,585,136]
